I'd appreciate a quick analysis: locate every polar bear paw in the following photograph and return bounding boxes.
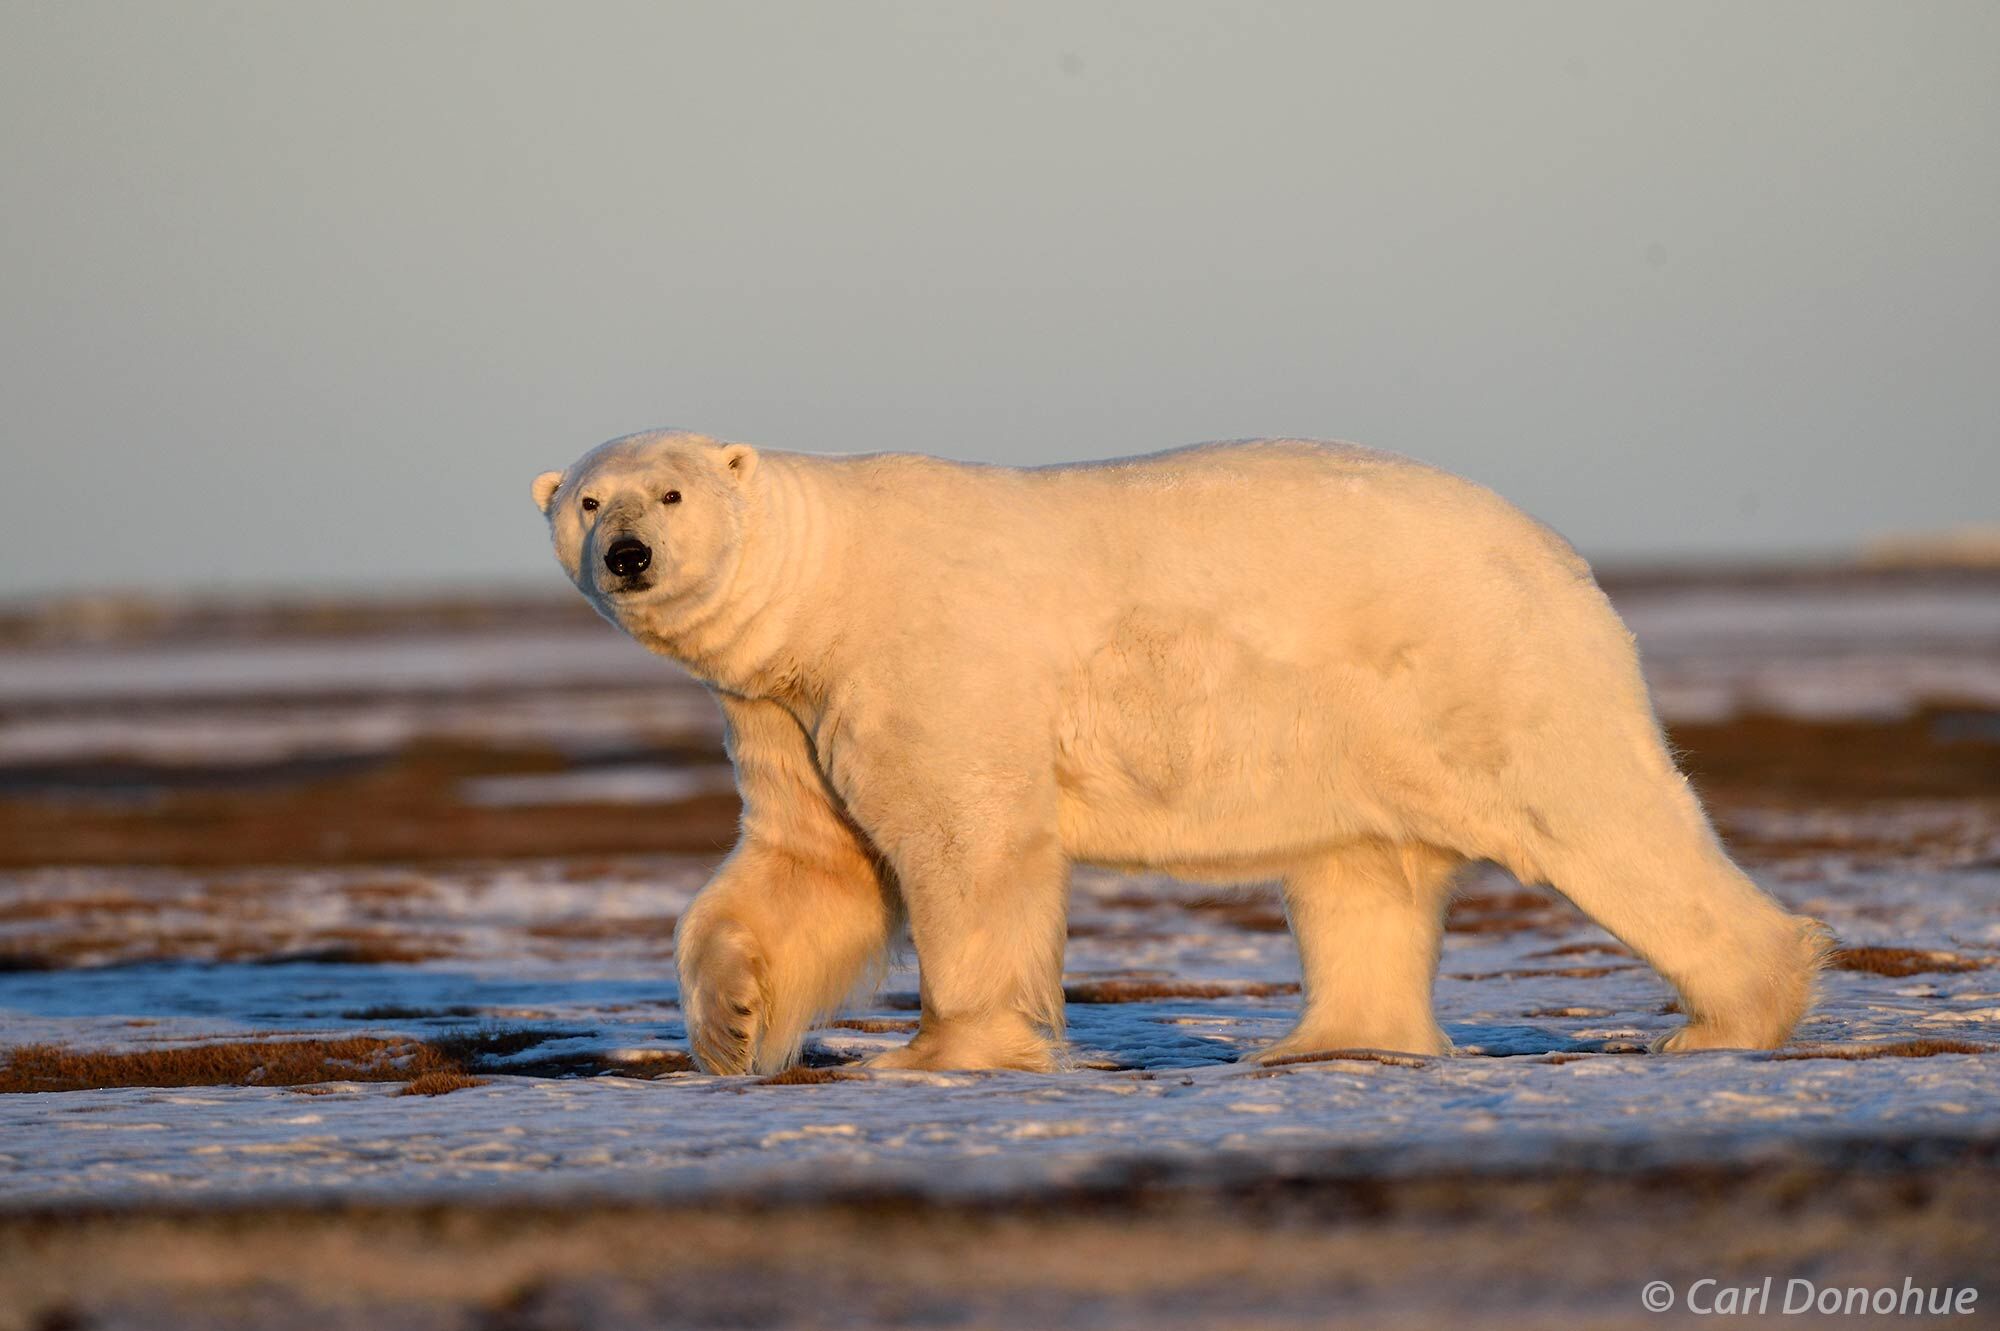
[677,918,768,1075]
[863,1016,1059,1073]
[1248,1021,1453,1064]
[1648,1021,1772,1054]
[1651,915,1834,1053]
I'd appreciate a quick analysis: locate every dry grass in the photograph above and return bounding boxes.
[1065,918,1177,940]
[1446,965,1628,982]
[428,1027,590,1063]
[1255,1049,1433,1068]
[0,952,56,973]
[0,589,602,648]
[1525,942,1636,960]
[0,894,173,923]
[1830,946,1987,977]
[1063,978,1300,1003]
[589,1050,695,1077]
[1770,1039,1988,1061]
[341,878,433,905]
[0,1025,627,1094]
[1669,704,2000,803]
[757,1066,869,1086]
[398,1071,486,1096]
[0,740,741,868]
[0,875,700,971]
[0,931,257,970]
[1446,888,1569,937]
[1090,891,1176,911]
[477,1047,693,1079]
[1181,896,1290,932]
[0,1036,460,1093]
[257,936,456,966]
[525,916,679,942]
[0,921,467,971]
[1455,889,1550,914]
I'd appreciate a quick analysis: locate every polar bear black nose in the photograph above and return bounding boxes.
[604,537,652,578]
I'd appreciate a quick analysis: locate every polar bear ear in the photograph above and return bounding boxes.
[531,471,564,513]
[720,444,757,483]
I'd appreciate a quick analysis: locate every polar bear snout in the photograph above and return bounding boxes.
[603,536,653,579]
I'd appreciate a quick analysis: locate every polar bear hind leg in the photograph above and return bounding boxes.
[1252,840,1463,1062]
[1526,771,1831,1051]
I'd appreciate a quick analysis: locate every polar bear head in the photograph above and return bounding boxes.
[532,430,759,631]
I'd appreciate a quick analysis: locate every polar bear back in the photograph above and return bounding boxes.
[781,438,1604,669]
[750,438,1654,875]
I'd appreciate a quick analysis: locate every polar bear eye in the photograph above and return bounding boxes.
[580,497,599,512]
[661,490,681,505]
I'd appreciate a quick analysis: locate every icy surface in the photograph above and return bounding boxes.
[1625,583,2000,720]
[1,854,1995,1206]
[1,577,1997,1208]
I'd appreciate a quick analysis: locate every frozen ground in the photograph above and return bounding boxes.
[0,847,1996,1207]
[0,574,1996,1326]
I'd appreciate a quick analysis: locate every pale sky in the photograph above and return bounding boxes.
[2,1,1995,597]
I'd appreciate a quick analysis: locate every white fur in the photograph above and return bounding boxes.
[534,430,1830,1073]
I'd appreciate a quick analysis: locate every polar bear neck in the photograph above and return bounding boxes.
[624,452,845,704]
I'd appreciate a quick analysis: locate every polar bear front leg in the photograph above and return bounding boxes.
[676,695,896,1075]
[674,897,769,1075]
[872,834,1069,1072]
[832,752,1070,1072]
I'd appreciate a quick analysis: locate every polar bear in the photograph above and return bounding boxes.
[532,430,1828,1074]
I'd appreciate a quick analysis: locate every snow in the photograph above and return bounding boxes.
[1,577,1996,1210]
[0,629,661,704]
[1624,583,2000,721]
[1,851,1994,1207]
[7,1043,1994,1209]
[459,765,737,808]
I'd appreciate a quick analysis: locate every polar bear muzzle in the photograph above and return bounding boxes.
[604,537,652,579]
